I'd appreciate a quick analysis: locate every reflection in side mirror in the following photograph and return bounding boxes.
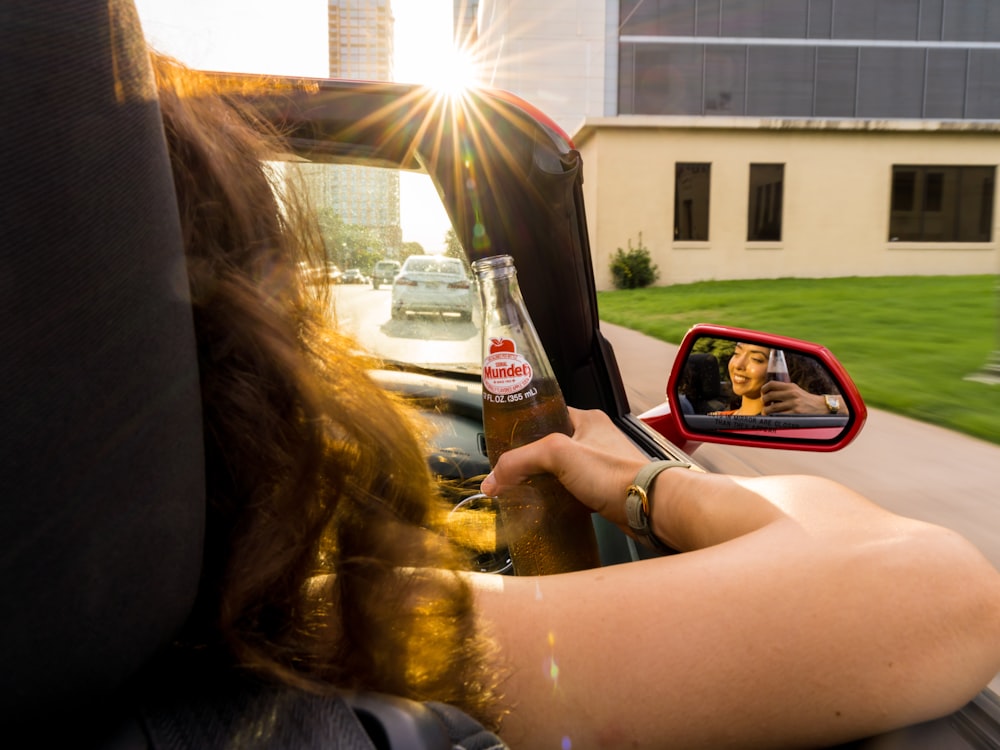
[641,325,866,452]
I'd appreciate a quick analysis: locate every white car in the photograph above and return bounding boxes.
[390,255,474,322]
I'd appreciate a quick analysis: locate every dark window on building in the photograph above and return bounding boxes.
[891,170,915,211]
[675,163,711,240]
[747,164,785,242]
[923,172,944,212]
[889,166,995,242]
[748,164,784,241]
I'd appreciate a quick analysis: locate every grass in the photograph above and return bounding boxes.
[597,275,1000,446]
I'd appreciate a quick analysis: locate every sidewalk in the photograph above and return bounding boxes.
[600,321,1000,571]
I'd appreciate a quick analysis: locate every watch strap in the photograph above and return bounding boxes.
[625,459,691,552]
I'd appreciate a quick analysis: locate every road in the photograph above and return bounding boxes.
[600,322,1000,572]
[331,283,480,370]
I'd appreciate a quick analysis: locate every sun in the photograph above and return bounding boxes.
[424,46,481,94]
[392,0,482,92]
[398,43,481,94]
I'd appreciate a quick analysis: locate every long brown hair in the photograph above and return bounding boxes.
[152,55,503,728]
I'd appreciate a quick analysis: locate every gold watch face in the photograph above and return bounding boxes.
[826,395,841,413]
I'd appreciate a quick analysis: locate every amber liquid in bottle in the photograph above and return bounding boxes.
[474,255,601,575]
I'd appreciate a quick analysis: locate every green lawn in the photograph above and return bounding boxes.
[597,275,1000,446]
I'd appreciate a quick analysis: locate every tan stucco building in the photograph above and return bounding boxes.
[575,117,1000,289]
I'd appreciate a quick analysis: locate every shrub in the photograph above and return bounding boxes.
[609,233,659,289]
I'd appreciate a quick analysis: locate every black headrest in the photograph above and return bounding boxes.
[684,353,722,398]
[0,0,205,726]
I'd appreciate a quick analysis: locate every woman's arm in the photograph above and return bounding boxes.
[474,409,1000,749]
[761,380,850,416]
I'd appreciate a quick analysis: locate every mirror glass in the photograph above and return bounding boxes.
[674,336,852,442]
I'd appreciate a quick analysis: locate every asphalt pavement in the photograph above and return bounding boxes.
[600,321,1000,572]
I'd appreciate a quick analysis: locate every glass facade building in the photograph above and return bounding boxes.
[329,0,394,81]
[454,0,481,47]
[619,0,1000,120]
[309,0,400,255]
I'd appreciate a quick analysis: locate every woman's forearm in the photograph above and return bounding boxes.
[647,470,902,552]
[476,408,1000,748]
[471,497,1000,750]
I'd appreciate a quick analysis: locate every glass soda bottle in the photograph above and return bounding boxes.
[766,348,791,383]
[472,254,601,575]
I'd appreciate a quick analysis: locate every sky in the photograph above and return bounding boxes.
[134,0,469,253]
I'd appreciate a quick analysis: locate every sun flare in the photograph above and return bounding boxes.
[412,45,482,95]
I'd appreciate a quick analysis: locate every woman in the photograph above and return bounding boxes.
[154,55,503,728]
[712,343,849,417]
[712,341,771,415]
[154,55,1000,748]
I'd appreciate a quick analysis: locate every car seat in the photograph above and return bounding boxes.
[678,352,729,414]
[0,2,476,747]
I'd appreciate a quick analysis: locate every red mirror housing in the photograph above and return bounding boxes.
[639,324,867,453]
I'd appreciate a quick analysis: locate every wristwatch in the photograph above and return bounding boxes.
[625,460,691,552]
[824,394,841,414]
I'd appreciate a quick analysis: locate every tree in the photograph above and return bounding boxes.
[316,208,389,272]
[401,241,424,259]
[443,228,465,260]
[609,232,659,289]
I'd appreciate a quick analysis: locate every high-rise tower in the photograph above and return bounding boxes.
[297,0,402,267]
[329,0,394,81]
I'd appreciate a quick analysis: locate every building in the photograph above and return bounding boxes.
[454,0,480,48]
[329,0,394,81]
[474,0,1000,289]
[474,0,613,132]
[297,0,402,263]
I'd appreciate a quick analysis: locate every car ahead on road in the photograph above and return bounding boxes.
[299,261,342,285]
[371,259,401,289]
[339,268,368,284]
[10,4,997,748]
[390,254,474,322]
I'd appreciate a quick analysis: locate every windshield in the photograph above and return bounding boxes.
[276,158,481,375]
[138,0,488,377]
[401,257,466,276]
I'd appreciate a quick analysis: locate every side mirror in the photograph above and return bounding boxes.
[639,324,867,453]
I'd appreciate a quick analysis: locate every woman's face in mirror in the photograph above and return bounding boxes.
[728,342,771,399]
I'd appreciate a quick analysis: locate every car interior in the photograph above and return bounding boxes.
[1,1,457,747]
[3,1,998,747]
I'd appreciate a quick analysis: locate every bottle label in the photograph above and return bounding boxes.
[483,337,533,395]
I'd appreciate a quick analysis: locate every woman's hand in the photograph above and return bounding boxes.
[762,381,837,415]
[480,408,647,528]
